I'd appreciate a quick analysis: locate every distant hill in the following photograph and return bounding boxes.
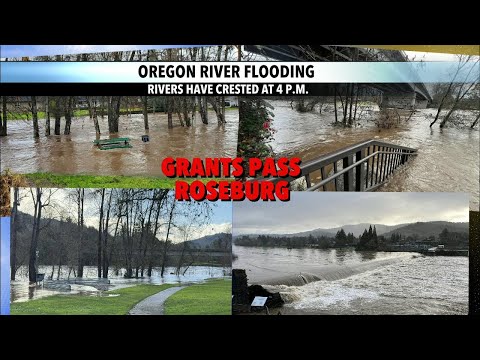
[383,221,468,238]
[187,232,232,250]
[324,223,408,237]
[234,221,469,245]
[234,223,408,239]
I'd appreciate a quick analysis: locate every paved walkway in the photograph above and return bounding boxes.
[129,286,187,315]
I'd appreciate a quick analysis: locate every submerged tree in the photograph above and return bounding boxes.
[430,56,479,128]
[28,188,56,283]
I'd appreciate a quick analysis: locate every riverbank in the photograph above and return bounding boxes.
[10,284,177,315]
[164,279,232,315]
[24,173,178,188]
[1,171,231,189]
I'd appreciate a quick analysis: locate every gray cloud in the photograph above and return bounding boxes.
[233,192,469,235]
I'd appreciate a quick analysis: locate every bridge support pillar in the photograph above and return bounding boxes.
[380,92,416,109]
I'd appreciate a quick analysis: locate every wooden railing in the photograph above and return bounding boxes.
[264,139,417,191]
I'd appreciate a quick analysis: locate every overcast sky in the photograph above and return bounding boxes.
[14,189,231,242]
[233,192,469,235]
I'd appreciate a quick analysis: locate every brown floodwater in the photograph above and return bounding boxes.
[0,110,238,177]
[268,100,480,210]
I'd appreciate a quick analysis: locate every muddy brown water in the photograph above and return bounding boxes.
[268,101,480,210]
[0,110,238,177]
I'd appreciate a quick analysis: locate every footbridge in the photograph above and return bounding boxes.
[260,139,417,191]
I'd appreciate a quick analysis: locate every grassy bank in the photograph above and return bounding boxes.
[24,173,179,188]
[7,106,237,120]
[164,279,232,315]
[7,109,91,120]
[10,284,177,315]
[23,173,231,188]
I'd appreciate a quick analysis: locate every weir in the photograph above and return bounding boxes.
[258,254,415,287]
[262,139,417,191]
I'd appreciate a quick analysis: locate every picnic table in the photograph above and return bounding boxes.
[93,137,132,150]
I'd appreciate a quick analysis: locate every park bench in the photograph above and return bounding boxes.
[93,137,132,150]
[36,273,45,285]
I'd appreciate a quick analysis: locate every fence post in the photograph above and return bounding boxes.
[355,149,365,191]
[343,155,353,191]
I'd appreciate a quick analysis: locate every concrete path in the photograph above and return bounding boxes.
[128,286,187,315]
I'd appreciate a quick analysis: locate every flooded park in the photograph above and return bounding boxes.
[11,265,229,303]
[8,188,233,314]
[0,110,238,177]
[266,100,480,210]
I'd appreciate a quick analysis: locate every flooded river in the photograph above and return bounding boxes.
[0,110,238,177]
[11,265,230,303]
[268,100,480,210]
[233,245,468,315]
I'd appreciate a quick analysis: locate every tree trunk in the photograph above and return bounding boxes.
[97,189,105,278]
[348,84,355,126]
[143,96,149,130]
[343,85,349,125]
[92,104,100,135]
[1,96,8,136]
[334,89,338,123]
[102,190,113,278]
[10,187,18,280]
[183,98,191,127]
[160,201,175,277]
[28,189,42,283]
[56,261,61,280]
[167,97,173,128]
[54,98,61,135]
[32,96,39,138]
[45,96,51,136]
[199,96,208,124]
[64,96,73,135]
[77,189,85,278]
[471,113,480,128]
[108,96,121,133]
[430,83,454,127]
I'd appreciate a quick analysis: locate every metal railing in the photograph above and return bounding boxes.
[265,139,417,191]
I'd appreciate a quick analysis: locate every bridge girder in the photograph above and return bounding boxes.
[245,45,432,102]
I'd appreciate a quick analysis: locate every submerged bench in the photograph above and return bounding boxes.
[93,137,132,150]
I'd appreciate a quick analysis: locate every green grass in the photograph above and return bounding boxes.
[7,110,91,120]
[24,173,179,188]
[23,173,231,188]
[10,284,177,315]
[164,279,232,315]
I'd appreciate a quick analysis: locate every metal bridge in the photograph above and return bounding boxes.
[262,140,417,191]
[245,45,432,106]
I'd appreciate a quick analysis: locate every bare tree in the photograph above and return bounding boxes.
[28,188,55,283]
[97,188,105,277]
[10,187,19,280]
[430,56,478,127]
